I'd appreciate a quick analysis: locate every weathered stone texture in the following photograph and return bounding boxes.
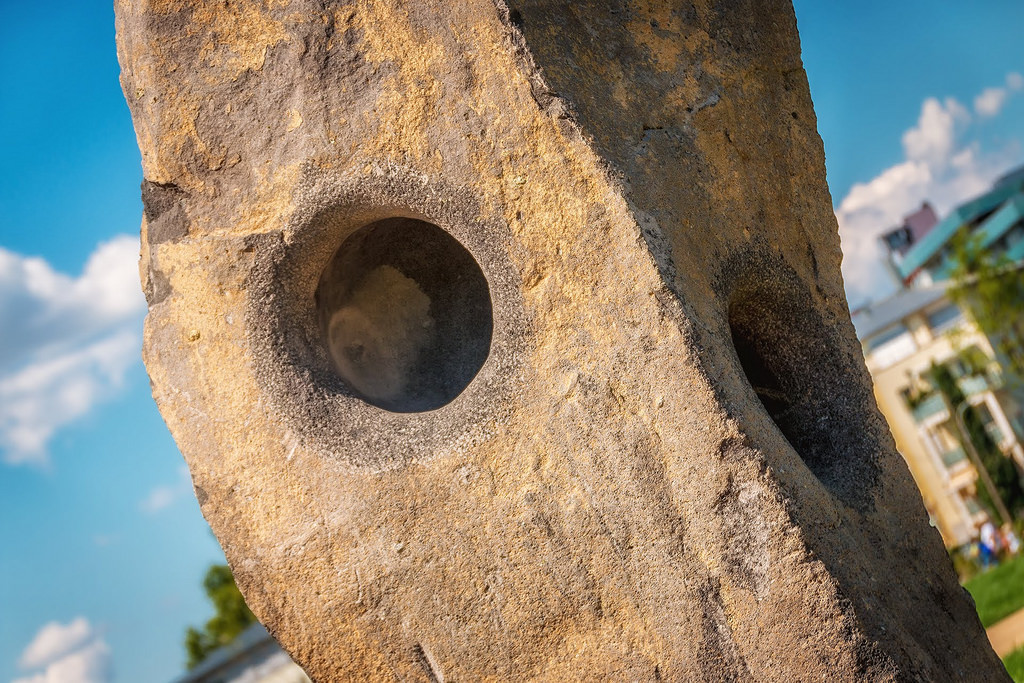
[116,1,1006,680]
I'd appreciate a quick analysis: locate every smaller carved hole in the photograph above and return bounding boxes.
[728,282,876,503]
[315,218,492,413]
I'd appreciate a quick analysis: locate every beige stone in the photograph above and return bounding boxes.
[116,1,1006,680]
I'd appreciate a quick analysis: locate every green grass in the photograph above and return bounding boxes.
[965,553,1024,627]
[1004,644,1024,682]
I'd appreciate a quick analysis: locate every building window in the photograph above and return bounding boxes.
[864,325,916,369]
[865,324,909,352]
[975,402,1006,446]
[926,304,963,335]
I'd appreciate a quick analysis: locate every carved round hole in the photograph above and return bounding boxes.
[727,281,876,504]
[315,217,493,412]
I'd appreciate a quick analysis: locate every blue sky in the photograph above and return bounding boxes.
[1,2,1023,682]
[0,3,223,683]
[797,0,1024,306]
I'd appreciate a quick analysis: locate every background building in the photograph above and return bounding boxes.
[856,168,1024,548]
[855,287,1024,546]
[879,202,940,274]
[859,169,1024,547]
[885,167,1024,288]
[171,623,310,683]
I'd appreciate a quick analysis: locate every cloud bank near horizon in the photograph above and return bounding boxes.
[0,236,145,466]
[14,618,113,683]
[836,71,1024,308]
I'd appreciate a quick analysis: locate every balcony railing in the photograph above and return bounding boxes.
[987,424,1007,448]
[912,393,948,423]
[958,372,1003,397]
[909,370,1005,424]
[941,446,967,468]
[966,497,986,518]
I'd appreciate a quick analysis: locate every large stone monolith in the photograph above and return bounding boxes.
[116,1,1006,680]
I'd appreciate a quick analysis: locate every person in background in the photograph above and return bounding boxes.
[1000,524,1021,557]
[980,521,999,570]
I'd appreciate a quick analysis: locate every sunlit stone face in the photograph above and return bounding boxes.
[122,1,1006,677]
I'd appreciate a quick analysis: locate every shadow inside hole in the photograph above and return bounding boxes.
[728,283,876,502]
[315,217,493,412]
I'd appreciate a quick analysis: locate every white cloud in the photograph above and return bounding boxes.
[140,466,192,514]
[15,618,112,683]
[18,618,94,670]
[140,484,178,513]
[972,73,1024,118]
[901,97,968,167]
[975,87,1008,117]
[0,236,145,466]
[837,75,1024,306]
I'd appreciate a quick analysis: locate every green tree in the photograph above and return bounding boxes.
[947,229,1024,381]
[929,362,1024,520]
[185,564,257,669]
[944,229,1024,521]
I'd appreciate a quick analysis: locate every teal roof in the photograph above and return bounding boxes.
[897,178,1024,280]
[1007,236,1024,263]
[977,193,1024,249]
[918,192,1024,282]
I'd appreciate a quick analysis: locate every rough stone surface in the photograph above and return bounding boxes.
[116,1,1006,680]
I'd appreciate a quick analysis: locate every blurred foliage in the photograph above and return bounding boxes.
[184,564,257,670]
[929,362,1024,519]
[948,229,1024,383]
[965,552,1024,627]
